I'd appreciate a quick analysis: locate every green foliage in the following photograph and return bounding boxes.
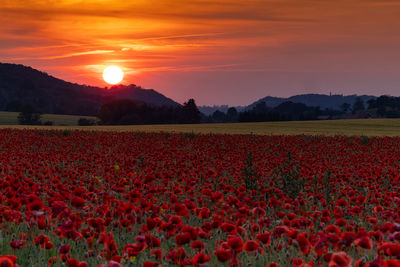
[275,152,304,200]
[242,151,260,191]
[361,135,370,145]
[322,169,332,201]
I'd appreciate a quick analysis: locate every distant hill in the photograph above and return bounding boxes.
[200,94,377,115]
[246,94,376,111]
[0,63,180,116]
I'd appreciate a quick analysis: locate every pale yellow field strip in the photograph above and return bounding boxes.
[0,118,399,136]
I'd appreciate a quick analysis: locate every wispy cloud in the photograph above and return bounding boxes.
[39,50,115,60]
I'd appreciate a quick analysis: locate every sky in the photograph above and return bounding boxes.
[1,0,400,106]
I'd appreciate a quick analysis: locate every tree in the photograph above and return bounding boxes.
[352,97,365,113]
[226,107,238,122]
[340,102,351,113]
[78,118,96,126]
[253,101,269,114]
[98,99,139,125]
[180,99,201,124]
[17,103,42,125]
[98,99,202,125]
[211,110,226,122]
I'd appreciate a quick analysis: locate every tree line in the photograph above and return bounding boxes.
[96,97,366,124]
[98,99,201,125]
[205,97,369,123]
[16,95,400,125]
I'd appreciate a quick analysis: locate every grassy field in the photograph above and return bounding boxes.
[0,111,97,126]
[0,118,400,136]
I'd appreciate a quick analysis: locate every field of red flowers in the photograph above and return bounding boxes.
[1,129,400,266]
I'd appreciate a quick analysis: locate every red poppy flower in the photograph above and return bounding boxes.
[175,232,192,246]
[145,235,161,248]
[45,241,54,250]
[328,251,352,267]
[296,233,311,255]
[191,240,205,250]
[10,241,24,250]
[67,258,88,267]
[192,253,210,265]
[71,196,85,209]
[379,243,400,257]
[59,244,70,254]
[215,248,232,262]
[354,236,372,250]
[150,249,162,260]
[227,236,243,253]
[384,260,400,267]
[0,256,16,267]
[220,223,236,234]
[257,232,272,245]
[243,240,259,252]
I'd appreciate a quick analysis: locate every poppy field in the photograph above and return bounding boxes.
[1,129,400,267]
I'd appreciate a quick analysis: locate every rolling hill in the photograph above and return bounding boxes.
[199,94,377,115]
[0,63,180,116]
[246,94,376,111]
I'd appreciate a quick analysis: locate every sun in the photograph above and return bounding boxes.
[103,66,124,85]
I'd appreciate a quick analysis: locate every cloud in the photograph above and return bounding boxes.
[39,50,115,60]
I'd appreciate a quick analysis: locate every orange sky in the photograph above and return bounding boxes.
[1,0,400,105]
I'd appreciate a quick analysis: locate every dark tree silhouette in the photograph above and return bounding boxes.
[253,101,269,114]
[226,107,238,122]
[352,97,365,113]
[98,98,203,125]
[238,101,321,122]
[180,99,201,124]
[211,110,226,123]
[17,103,42,125]
[78,118,96,126]
[368,95,400,118]
[340,102,351,113]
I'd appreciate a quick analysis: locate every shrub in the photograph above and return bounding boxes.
[43,121,53,126]
[78,118,96,126]
[17,103,42,125]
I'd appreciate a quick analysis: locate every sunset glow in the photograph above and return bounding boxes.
[1,0,400,105]
[103,66,123,85]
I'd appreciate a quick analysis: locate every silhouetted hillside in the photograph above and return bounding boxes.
[0,63,179,116]
[246,94,376,111]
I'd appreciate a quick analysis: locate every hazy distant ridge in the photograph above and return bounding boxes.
[247,94,376,110]
[200,94,377,115]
